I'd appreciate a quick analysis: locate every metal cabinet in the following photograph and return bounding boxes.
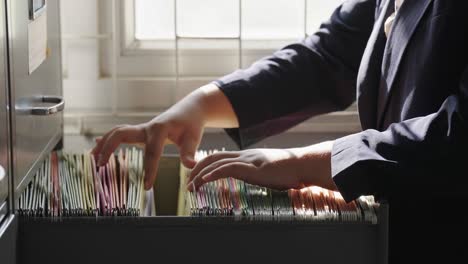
[1,3,17,263]
[0,0,10,214]
[7,0,63,199]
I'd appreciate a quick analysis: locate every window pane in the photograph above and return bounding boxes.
[176,0,239,38]
[134,0,346,40]
[242,0,305,39]
[307,0,344,34]
[135,0,175,40]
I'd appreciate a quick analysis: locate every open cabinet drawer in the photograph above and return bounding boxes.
[17,155,389,264]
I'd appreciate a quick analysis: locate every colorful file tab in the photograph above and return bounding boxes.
[178,150,379,223]
[18,148,152,217]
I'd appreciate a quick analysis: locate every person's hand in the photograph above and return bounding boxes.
[92,105,204,190]
[92,84,239,190]
[187,141,338,192]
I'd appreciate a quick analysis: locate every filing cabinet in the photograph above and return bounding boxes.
[8,0,63,199]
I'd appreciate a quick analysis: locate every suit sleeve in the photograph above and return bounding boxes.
[332,66,468,202]
[214,0,376,148]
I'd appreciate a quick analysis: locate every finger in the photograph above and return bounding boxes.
[163,138,174,145]
[90,137,102,157]
[178,135,200,169]
[187,159,228,191]
[98,130,170,152]
[190,151,239,180]
[191,162,255,191]
[91,126,123,156]
[126,142,146,148]
[187,157,238,183]
[144,129,167,190]
[97,125,146,166]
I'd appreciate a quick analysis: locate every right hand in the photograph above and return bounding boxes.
[91,84,238,190]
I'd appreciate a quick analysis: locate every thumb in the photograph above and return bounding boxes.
[179,136,199,169]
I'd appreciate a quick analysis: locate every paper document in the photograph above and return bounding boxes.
[28,12,48,74]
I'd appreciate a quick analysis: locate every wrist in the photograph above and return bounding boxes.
[291,141,337,191]
[172,84,215,127]
[197,83,239,128]
[197,84,219,126]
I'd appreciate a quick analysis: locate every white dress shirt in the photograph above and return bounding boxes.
[384,0,405,37]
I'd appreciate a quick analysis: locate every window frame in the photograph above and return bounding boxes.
[120,0,306,57]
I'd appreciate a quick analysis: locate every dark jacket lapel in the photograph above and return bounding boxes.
[357,0,394,130]
[377,0,433,128]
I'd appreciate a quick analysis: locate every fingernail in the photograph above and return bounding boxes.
[201,174,210,181]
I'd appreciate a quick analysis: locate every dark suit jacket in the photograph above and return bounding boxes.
[214,0,468,262]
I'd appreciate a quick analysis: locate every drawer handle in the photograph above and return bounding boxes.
[18,96,65,116]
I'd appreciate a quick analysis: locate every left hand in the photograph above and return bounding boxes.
[187,141,338,192]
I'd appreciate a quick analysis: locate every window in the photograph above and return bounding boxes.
[122,0,348,104]
[60,0,359,136]
[134,0,344,40]
[129,0,345,52]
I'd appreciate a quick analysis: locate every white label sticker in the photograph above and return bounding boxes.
[28,11,47,74]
